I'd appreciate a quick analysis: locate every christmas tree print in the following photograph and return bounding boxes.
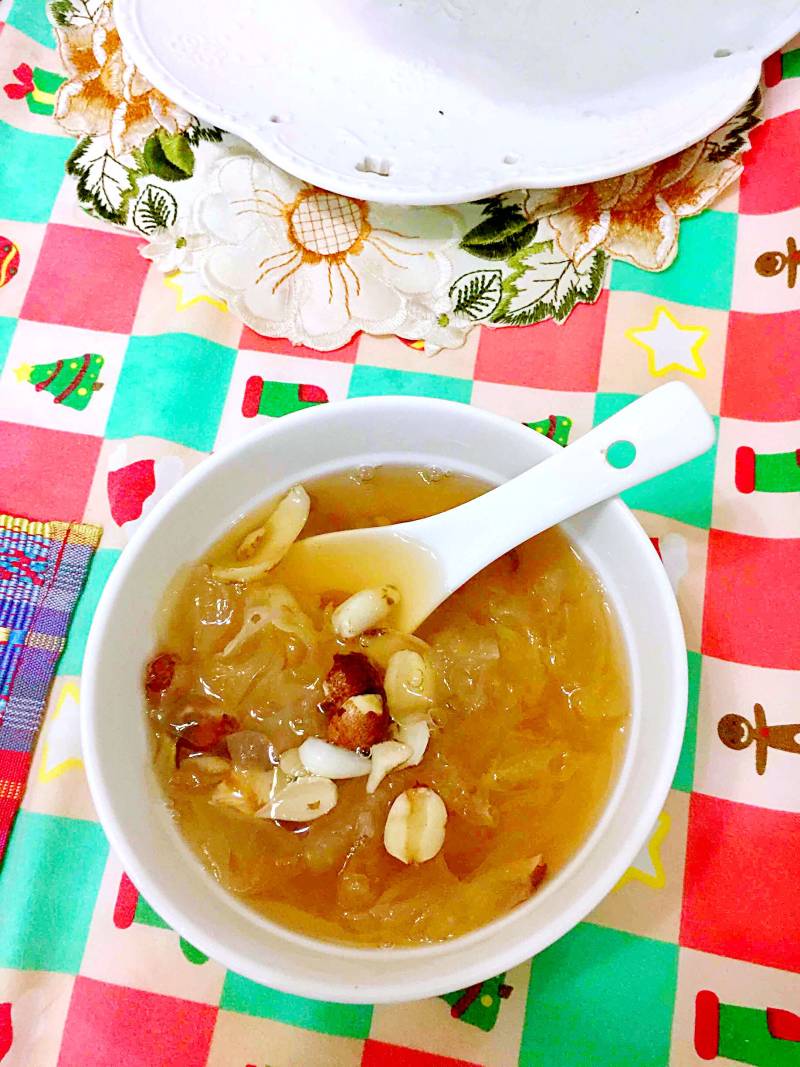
[441,973,514,1031]
[17,354,104,411]
[526,414,573,446]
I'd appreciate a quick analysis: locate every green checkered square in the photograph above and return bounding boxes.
[6,0,56,47]
[107,334,236,451]
[0,122,73,223]
[610,211,738,310]
[521,923,678,1066]
[673,650,701,793]
[593,392,719,528]
[0,317,16,375]
[59,549,120,675]
[220,971,373,1039]
[348,364,472,404]
[0,811,108,972]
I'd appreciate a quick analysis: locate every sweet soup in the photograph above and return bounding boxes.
[145,467,628,946]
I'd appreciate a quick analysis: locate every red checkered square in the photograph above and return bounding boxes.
[681,792,800,973]
[59,977,217,1067]
[740,110,800,214]
[0,422,101,519]
[721,310,800,421]
[239,325,360,363]
[21,225,148,334]
[474,290,609,391]
[702,530,800,670]
[362,1041,481,1067]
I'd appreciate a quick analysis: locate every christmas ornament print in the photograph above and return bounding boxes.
[0,239,20,289]
[16,354,104,410]
[717,703,800,776]
[695,990,800,1065]
[526,414,573,446]
[242,377,328,419]
[736,446,800,494]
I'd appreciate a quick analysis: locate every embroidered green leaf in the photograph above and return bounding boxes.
[492,243,607,326]
[132,185,179,235]
[449,270,503,321]
[460,201,538,260]
[49,0,75,24]
[185,124,225,147]
[66,136,140,225]
[706,87,761,163]
[142,131,195,181]
[49,0,103,26]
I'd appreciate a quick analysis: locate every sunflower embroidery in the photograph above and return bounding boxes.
[190,155,459,349]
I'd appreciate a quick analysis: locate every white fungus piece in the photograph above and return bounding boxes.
[185,754,230,776]
[210,780,254,815]
[298,737,371,779]
[257,776,338,823]
[366,740,411,794]
[383,786,447,864]
[331,585,400,640]
[222,585,316,657]
[213,485,310,582]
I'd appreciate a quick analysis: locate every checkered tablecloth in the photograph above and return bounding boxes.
[1,2,800,1064]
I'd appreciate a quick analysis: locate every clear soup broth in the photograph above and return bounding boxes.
[145,466,629,946]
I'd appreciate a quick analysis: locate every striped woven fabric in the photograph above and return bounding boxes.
[0,515,100,859]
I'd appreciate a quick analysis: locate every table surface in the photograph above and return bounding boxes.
[1,3,800,1065]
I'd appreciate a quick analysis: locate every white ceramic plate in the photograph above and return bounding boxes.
[115,0,800,205]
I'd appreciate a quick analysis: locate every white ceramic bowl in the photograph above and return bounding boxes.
[82,398,687,1003]
[114,0,800,204]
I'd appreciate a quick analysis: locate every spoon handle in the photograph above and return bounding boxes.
[413,382,715,595]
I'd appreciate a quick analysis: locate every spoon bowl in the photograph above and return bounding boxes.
[283,382,715,632]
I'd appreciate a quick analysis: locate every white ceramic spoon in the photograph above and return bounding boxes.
[278,382,715,632]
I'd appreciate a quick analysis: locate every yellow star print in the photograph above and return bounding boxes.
[613,811,671,891]
[164,271,228,313]
[38,682,84,783]
[626,306,708,379]
[14,362,32,382]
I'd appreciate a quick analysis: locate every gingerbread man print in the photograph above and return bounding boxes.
[717,703,800,775]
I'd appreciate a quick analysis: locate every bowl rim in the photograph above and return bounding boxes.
[81,396,688,1002]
